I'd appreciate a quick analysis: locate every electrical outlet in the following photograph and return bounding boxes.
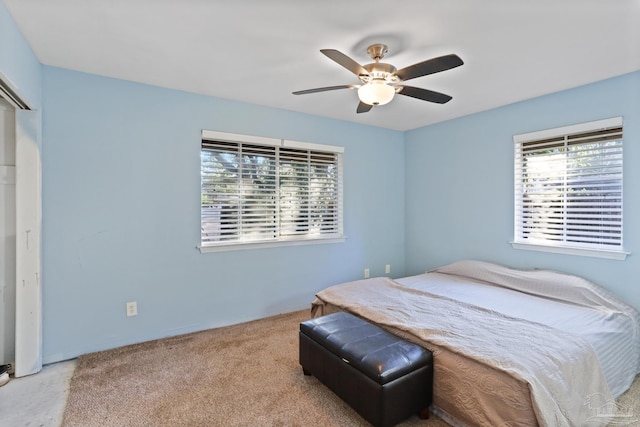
[364,268,370,279]
[385,264,391,274]
[126,301,138,317]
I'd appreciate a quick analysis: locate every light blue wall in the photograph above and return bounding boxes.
[405,71,640,311]
[0,1,41,108]
[41,66,405,363]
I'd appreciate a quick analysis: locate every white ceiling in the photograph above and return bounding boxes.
[3,0,640,131]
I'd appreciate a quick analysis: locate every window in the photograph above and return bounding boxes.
[200,130,344,252]
[512,117,628,260]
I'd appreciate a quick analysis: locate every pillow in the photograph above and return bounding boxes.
[431,260,634,315]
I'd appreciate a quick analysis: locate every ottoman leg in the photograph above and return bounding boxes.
[302,367,312,376]
[419,407,430,419]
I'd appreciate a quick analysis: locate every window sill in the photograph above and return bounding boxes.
[199,236,346,253]
[510,241,629,260]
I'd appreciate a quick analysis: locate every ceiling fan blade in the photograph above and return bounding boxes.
[394,54,463,82]
[320,49,370,77]
[356,102,373,114]
[397,86,453,104]
[292,84,357,95]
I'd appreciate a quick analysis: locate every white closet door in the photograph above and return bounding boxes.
[0,98,16,367]
[14,109,41,377]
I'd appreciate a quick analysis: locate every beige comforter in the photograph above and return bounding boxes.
[312,276,613,427]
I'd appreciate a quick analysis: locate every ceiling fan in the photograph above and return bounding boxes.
[293,44,463,113]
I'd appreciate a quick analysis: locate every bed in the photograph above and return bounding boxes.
[311,260,640,427]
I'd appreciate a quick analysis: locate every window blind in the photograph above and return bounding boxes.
[514,119,623,251]
[201,137,343,247]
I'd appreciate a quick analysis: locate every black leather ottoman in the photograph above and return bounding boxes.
[299,312,433,427]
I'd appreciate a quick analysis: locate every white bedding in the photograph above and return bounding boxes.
[312,260,640,426]
[401,262,640,398]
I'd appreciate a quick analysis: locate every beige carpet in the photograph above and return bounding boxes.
[62,310,640,427]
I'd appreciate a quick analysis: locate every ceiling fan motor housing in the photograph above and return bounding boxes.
[360,63,399,84]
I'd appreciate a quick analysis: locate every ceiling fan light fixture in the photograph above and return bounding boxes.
[357,80,395,106]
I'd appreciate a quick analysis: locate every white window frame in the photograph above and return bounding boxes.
[511,117,629,260]
[199,130,345,253]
